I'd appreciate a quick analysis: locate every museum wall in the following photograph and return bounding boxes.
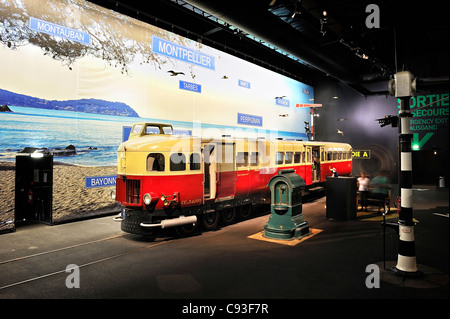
[314,79,449,186]
[0,0,314,231]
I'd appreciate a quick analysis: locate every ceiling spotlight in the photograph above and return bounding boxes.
[291,1,301,18]
[355,50,369,59]
[291,11,300,18]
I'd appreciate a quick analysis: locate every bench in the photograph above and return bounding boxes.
[357,189,391,213]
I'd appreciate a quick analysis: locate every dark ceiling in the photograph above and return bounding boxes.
[87,0,449,95]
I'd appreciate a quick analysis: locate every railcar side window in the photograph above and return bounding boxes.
[190,153,201,170]
[132,124,143,134]
[250,152,259,166]
[162,126,173,134]
[145,126,160,134]
[170,153,186,171]
[236,152,248,167]
[147,153,165,172]
[294,152,301,164]
[285,152,293,164]
[276,152,284,165]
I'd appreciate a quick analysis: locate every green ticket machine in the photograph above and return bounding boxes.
[264,169,309,240]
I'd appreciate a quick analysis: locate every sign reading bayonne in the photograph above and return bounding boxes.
[85,175,116,189]
[152,36,215,70]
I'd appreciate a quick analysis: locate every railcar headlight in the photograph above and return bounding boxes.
[160,193,178,206]
[143,193,152,205]
[110,189,116,200]
[160,194,170,206]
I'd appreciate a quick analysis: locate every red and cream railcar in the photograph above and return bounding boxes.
[113,123,352,235]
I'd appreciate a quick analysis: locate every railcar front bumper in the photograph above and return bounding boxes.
[113,208,197,235]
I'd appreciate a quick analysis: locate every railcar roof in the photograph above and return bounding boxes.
[119,134,352,152]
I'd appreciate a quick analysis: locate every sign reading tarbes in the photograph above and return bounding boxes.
[398,93,449,150]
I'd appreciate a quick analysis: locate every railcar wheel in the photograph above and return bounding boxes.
[238,204,252,220]
[175,222,199,236]
[220,207,236,225]
[174,214,200,237]
[201,211,219,230]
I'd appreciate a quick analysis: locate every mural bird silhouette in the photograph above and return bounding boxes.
[167,70,185,76]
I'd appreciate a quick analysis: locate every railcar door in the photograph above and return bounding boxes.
[305,146,312,185]
[319,146,325,182]
[312,146,322,183]
[202,142,235,200]
[216,142,235,199]
[202,143,216,199]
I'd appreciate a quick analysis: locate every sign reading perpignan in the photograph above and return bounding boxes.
[237,113,263,127]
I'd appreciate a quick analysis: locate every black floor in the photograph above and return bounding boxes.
[0,185,448,311]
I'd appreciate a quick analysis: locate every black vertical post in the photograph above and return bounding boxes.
[392,94,421,276]
[388,71,422,277]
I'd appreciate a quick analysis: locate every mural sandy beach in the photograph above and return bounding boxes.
[0,161,119,229]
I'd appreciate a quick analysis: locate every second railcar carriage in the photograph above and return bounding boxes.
[113,123,352,235]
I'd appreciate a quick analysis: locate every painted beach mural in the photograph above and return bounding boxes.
[0,0,314,231]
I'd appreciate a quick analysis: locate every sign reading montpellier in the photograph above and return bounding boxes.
[29,17,91,45]
[152,36,215,70]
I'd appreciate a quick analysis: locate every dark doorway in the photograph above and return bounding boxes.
[15,153,53,225]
